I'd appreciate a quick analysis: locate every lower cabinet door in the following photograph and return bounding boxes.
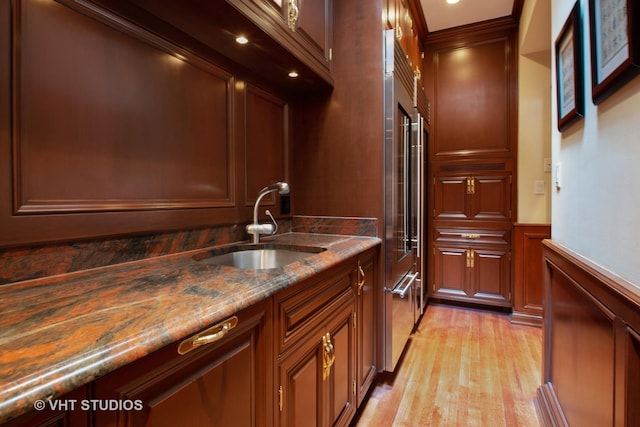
[276,290,355,427]
[469,247,511,305]
[93,300,272,427]
[354,249,377,407]
[432,245,511,307]
[326,298,356,427]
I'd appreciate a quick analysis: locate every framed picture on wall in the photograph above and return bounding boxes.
[555,2,584,132]
[588,0,640,104]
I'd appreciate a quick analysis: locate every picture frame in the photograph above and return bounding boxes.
[555,2,584,132]
[588,0,640,104]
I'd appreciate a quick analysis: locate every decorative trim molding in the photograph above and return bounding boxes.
[535,382,569,427]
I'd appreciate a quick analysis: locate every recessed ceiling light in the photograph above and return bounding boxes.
[288,71,299,78]
[446,0,460,4]
[235,36,249,45]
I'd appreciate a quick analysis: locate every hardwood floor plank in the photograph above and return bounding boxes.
[354,304,542,426]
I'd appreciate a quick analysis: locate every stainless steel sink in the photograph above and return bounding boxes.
[193,244,325,270]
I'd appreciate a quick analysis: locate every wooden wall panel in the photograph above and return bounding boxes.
[512,224,550,326]
[538,240,640,427]
[548,268,615,427]
[14,0,233,213]
[0,0,291,248]
[244,84,289,207]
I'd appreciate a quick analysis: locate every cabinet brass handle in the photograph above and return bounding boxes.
[357,264,366,295]
[466,177,476,194]
[322,332,335,380]
[178,316,238,355]
[465,249,475,268]
[461,233,481,239]
[287,0,299,31]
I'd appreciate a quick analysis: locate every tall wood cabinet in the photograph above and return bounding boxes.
[425,21,518,308]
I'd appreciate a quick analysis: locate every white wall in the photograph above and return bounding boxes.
[519,0,552,224]
[551,0,640,287]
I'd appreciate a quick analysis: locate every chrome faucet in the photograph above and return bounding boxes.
[246,182,290,243]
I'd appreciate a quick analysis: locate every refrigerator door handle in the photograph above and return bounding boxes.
[388,271,419,298]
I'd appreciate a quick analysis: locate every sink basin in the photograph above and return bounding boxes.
[193,244,325,270]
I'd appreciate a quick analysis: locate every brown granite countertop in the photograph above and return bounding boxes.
[0,232,380,423]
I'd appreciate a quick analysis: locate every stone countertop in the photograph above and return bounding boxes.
[0,232,381,423]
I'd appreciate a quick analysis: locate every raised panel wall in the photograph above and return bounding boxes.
[0,0,290,248]
[14,0,233,214]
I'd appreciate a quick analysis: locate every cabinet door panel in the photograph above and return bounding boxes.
[281,344,322,427]
[326,299,356,427]
[469,174,511,220]
[354,251,376,405]
[433,176,468,220]
[433,246,468,295]
[131,342,253,427]
[297,0,331,64]
[470,249,510,304]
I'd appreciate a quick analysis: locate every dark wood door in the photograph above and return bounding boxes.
[433,172,511,221]
[432,245,510,306]
[325,295,356,427]
[277,289,355,427]
[354,250,377,406]
[469,247,511,305]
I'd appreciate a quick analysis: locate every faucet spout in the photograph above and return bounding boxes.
[247,182,289,243]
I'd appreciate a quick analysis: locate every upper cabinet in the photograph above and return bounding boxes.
[385,0,423,77]
[426,28,517,160]
[251,0,333,76]
[90,0,334,92]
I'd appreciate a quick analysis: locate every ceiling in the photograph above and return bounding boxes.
[419,0,515,32]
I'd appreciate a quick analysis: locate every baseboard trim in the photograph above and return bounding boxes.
[510,310,542,327]
[535,382,569,427]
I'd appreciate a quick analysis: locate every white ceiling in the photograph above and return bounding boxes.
[420,0,515,32]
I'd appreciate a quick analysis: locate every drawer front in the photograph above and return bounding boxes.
[276,259,354,355]
[434,227,511,247]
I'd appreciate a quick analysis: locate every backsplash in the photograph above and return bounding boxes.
[291,216,377,237]
[0,216,377,285]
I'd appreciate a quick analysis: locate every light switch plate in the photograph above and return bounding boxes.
[544,158,552,172]
[535,180,545,194]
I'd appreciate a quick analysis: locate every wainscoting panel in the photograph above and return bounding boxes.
[512,224,550,326]
[537,240,640,427]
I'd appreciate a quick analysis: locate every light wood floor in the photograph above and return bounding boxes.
[354,304,542,427]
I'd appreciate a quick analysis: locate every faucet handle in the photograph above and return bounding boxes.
[265,210,279,235]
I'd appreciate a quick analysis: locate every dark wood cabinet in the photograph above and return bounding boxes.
[425,23,518,308]
[2,247,380,426]
[93,300,273,427]
[429,168,514,307]
[275,260,356,427]
[235,0,333,80]
[276,292,354,427]
[352,249,377,407]
[433,172,512,222]
[432,228,511,306]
